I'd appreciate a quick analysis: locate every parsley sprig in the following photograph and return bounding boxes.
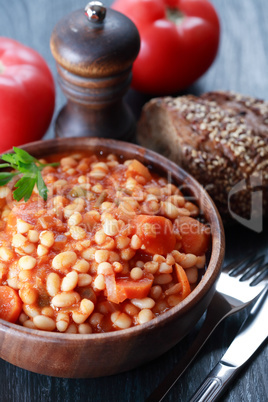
[0,147,59,202]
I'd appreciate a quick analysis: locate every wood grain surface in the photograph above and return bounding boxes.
[0,0,267,401]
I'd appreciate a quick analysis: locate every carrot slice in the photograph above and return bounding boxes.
[134,215,176,255]
[175,216,210,256]
[105,274,153,304]
[175,263,191,300]
[126,159,152,182]
[116,277,153,300]
[0,286,22,323]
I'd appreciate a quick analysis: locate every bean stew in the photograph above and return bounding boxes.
[0,152,210,333]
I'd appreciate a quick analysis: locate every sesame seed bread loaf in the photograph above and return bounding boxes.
[137,91,268,221]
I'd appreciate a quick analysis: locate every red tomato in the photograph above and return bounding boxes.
[112,0,220,94]
[0,38,55,153]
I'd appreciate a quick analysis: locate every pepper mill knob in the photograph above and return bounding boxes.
[85,1,106,22]
[50,2,140,141]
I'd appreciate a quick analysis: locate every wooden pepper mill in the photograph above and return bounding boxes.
[50,1,140,141]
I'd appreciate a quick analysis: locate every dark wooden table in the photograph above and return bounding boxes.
[0,0,267,401]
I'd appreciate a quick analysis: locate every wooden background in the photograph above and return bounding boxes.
[0,0,267,401]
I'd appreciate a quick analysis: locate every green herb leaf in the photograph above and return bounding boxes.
[13,147,37,164]
[1,153,17,166]
[16,161,38,175]
[39,162,60,168]
[0,163,12,169]
[0,172,18,186]
[13,176,36,202]
[36,170,48,201]
[0,147,60,202]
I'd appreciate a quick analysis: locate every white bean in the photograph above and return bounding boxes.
[21,243,36,255]
[95,249,109,263]
[73,259,90,273]
[115,236,130,250]
[19,256,37,270]
[186,267,198,284]
[52,251,77,270]
[138,309,154,324]
[52,291,81,308]
[161,201,180,219]
[111,312,132,329]
[0,186,11,199]
[17,219,31,234]
[0,246,14,262]
[61,271,78,291]
[159,262,173,274]
[94,274,106,290]
[130,267,143,280]
[78,273,92,287]
[196,255,206,269]
[154,274,173,285]
[94,230,106,245]
[130,235,142,250]
[81,248,96,261]
[40,230,54,248]
[56,320,69,332]
[89,170,106,180]
[70,226,86,240]
[97,262,113,275]
[37,244,48,257]
[103,219,119,237]
[80,299,94,315]
[65,323,78,333]
[12,234,27,248]
[165,283,182,296]
[144,261,159,274]
[68,212,82,226]
[56,312,69,332]
[19,286,38,305]
[78,323,93,334]
[131,297,155,309]
[28,230,39,243]
[23,304,40,318]
[60,156,77,167]
[23,320,36,329]
[47,273,61,296]
[180,254,197,269]
[33,315,56,331]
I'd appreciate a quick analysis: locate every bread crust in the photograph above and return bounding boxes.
[137,91,268,221]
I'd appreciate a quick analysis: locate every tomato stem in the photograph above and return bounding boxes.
[166,7,185,25]
[0,61,5,74]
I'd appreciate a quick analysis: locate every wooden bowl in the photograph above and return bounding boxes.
[0,137,225,378]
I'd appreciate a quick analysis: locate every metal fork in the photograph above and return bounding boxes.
[146,254,268,402]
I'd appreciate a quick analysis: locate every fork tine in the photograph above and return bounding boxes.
[223,251,255,274]
[249,262,268,286]
[239,255,265,280]
[229,254,263,277]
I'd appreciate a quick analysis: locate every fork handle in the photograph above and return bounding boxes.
[146,292,233,402]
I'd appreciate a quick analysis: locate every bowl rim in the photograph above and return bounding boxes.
[0,137,225,341]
